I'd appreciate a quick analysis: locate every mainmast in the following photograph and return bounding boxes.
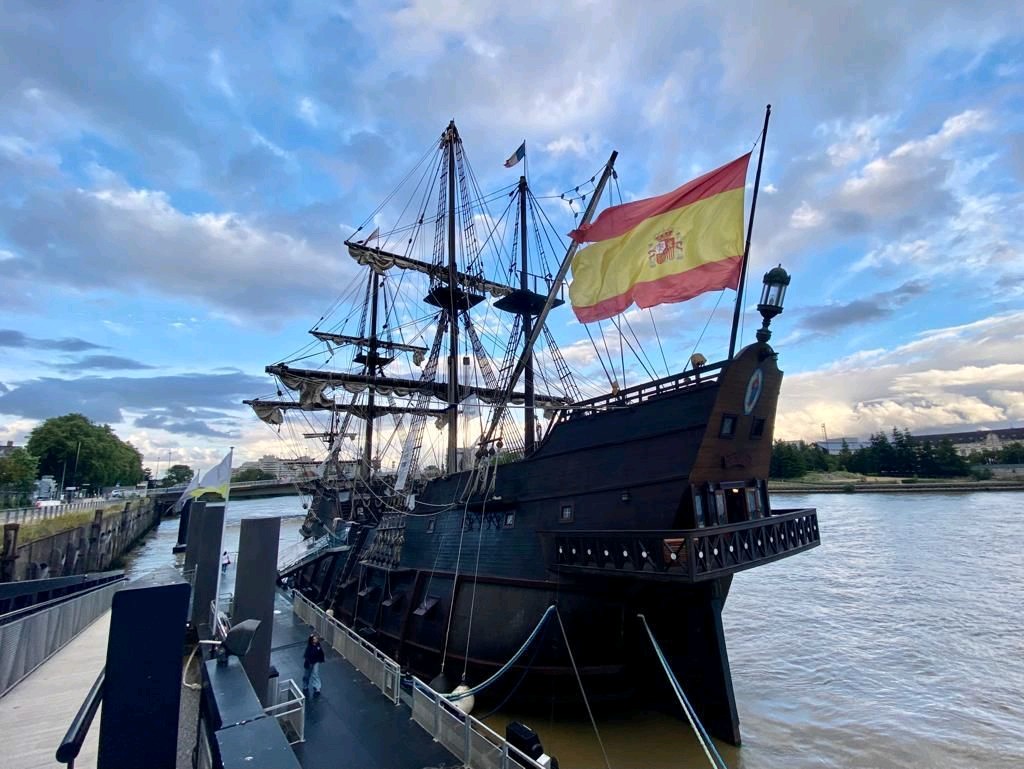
[519,175,535,454]
[483,151,618,450]
[363,270,380,477]
[445,120,460,474]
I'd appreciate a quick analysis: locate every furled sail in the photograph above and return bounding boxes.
[346,242,516,299]
[267,364,571,409]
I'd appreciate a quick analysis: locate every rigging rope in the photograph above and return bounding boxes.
[636,614,728,769]
[554,609,612,769]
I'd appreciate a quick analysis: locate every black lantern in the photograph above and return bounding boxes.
[756,265,790,342]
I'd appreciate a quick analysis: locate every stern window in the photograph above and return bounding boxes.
[750,418,766,439]
[719,414,737,438]
[426,518,435,534]
[559,504,574,523]
[504,512,515,529]
[746,489,762,517]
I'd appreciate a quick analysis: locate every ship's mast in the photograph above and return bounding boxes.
[445,121,460,474]
[481,151,618,450]
[519,175,535,455]
[363,270,379,477]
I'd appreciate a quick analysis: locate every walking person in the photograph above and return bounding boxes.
[302,633,325,697]
[221,550,231,573]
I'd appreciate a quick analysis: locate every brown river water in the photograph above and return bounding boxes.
[123,492,1024,769]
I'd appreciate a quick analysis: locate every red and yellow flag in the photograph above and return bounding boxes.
[568,154,751,323]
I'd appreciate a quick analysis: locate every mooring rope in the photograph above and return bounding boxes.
[555,608,613,769]
[445,604,556,701]
[636,614,728,769]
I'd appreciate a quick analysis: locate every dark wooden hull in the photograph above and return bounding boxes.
[290,343,819,745]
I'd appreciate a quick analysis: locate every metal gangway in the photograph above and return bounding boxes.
[293,592,547,769]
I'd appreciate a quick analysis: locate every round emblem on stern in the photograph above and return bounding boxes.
[743,368,763,415]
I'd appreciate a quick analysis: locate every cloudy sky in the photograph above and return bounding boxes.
[1,0,1022,474]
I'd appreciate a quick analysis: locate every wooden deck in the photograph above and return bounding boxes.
[0,612,109,769]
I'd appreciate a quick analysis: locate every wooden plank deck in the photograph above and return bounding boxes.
[0,612,109,769]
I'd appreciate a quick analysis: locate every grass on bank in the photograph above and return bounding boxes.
[771,471,995,485]
[18,504,127,544]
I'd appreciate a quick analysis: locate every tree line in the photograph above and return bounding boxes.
[159,464,277,487]
[770,427,1023,479]
[0,414,145,504]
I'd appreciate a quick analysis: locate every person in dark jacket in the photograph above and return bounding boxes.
[302,634,325,696]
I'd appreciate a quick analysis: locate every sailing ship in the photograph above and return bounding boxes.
[246,116,819,745]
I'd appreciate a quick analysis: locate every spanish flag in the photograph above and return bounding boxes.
[568,154,751,323]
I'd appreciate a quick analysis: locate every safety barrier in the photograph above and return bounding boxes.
[0,578,124,696]
[410,680,545,769]
[292,593,545,769]
[265,678,306,744]
[293,592,401,704]
[277,534,333,574]
[3,499,111,524]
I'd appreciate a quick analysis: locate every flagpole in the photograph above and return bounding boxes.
[728,104,772,359]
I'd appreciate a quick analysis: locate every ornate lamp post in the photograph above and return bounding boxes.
[756,265,790,343]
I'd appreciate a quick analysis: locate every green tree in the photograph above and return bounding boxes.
[892,428,917,476]
[770,440,807,478]
[0,447,39,492]
[26,413,144,489]
[837,439,853,471]
[232,468,276,482]
[999,442,1024,464]
[162,464,195,487]
[932,438,969,477]
[917,440,939,477]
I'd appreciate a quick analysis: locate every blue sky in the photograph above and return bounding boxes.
[1,0,1022,473]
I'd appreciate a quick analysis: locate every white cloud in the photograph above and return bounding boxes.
[790,202,824,229]
[207,49,235,101]
[545,136,593,157]
[821,114,893,166]
[3,177,357,324]
[298,96,318,127]
[778,310,1024,440]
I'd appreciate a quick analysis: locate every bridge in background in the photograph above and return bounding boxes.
[151,479,303,504]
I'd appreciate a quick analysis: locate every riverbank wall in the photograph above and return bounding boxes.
[771,479,1024,494]
[0,498,161,582]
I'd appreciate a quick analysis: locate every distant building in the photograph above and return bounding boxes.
[813,437,870,454]
[234,454,317,482]
[910,427,1024,457]
[0,440,20,459]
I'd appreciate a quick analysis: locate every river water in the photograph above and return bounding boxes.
[123,493,1024,769]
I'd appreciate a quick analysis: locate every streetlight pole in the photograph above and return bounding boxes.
[72,440,81,488]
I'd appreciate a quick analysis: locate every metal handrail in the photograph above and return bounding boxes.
[56,669,104,768]
[0,574,126,626]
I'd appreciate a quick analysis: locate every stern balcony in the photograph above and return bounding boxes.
[547,508,819,582]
